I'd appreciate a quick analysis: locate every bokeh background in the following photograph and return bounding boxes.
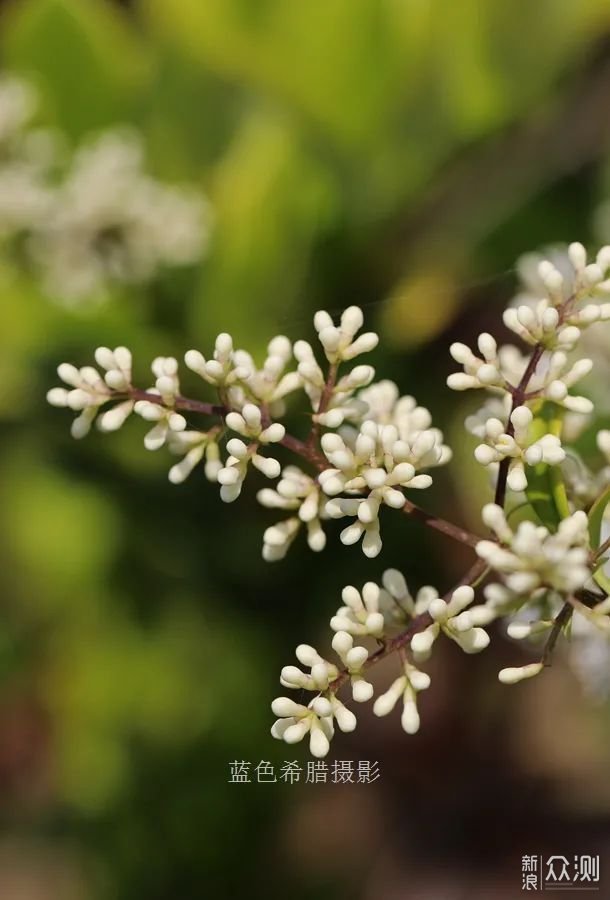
[2,1,610,897]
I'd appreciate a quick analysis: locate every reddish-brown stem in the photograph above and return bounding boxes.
[279,434,327,469]
[401,498,481,548]
[307,362,338,450]
[128,388,225,417]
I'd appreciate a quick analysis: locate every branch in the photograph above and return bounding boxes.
[401,498,482,548]
[592,534,610,563]
[128,387,225,417]
[279,433,327,469]
[307,362,338,450]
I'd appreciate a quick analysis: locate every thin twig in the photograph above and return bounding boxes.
[402,498,482,548]
[128,387,225,417]
[307,362,338,450]
[592,534,610,563]
[541,601,573,667]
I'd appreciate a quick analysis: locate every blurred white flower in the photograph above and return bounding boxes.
[0,77,59,237]
[28,129,210,301]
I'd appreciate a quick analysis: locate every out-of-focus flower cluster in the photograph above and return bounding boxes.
[47,242,610,754]
[0,74,209,302]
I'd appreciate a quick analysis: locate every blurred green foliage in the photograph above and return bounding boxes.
[2,0,610,897]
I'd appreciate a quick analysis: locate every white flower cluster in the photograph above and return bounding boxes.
[133,357,187,450]
[449,335,593,414]
[469,504,598,685]
[476,504,591,607]
[272,567,489,756]
[473,405,564,491]
[186,333,300,417]
[257,467,327,560]
[504,254,610,352]
[321,420,448,558]
[48,347,189,448]
[0,75,210,302]
[49,308,448,558]
[151,306,450,559]
[409,585,490,660]
[272,641,361,758]
[46,346,132,439]
[218,404,285,502]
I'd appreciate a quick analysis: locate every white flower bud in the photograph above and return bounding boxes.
[410,627,437,656]
[310,697,332,717]
[309,723,330,758]
[401,696,420,734]
[373,676,406,717]
[271,697,306,718]
[498,663,544,684]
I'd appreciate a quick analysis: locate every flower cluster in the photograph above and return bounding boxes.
[47,243,610,755]
[257,467,327,560]
[449,336,593,414]
[0,75,210,301]
[218,404,285,502]
[271,568,491,756]
[476,504,591,608]
[48,305,455,566]
[473,405,564,491]
[321,421,447,558]
[470,504,597,684]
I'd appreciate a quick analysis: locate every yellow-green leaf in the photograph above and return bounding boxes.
[525,402,569,531]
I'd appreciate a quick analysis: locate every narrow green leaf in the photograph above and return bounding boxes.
[587,484,610,594]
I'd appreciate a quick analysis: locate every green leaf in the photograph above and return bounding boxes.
[588,484,610,549]
[587,484,610,594]
[525,402,570,531]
